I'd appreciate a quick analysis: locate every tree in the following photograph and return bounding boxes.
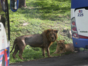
[19,0,26,8]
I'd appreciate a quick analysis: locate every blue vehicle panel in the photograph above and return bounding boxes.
[71,0,88,8]
[72,38,88,48]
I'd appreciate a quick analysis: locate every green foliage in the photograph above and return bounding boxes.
[9,0,71,64]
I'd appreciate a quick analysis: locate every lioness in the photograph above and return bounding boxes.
[54,40,74,54]
[10,29,58,59]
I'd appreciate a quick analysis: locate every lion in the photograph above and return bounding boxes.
[10,29,58,59]
[54,40,74,54]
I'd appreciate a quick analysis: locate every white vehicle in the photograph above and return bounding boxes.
[71,0,88,50]
[0,0,19,65]
[0,0,19,66]
[0,0,10,66]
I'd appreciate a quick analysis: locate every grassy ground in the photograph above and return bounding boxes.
[9,0,72,63]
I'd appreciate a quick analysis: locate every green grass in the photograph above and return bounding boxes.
[9,0,71,64]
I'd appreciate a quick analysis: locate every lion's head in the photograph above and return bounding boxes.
[57,40,65,50]
[44,29,58,42]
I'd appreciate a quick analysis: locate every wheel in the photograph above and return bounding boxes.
[74,48,80,52]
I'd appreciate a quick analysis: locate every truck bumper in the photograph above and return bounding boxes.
[72,38,88,49]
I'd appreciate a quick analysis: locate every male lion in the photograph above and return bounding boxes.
[54,40,74,54]
[10,29,58,59]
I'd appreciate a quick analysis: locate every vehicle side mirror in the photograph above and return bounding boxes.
[10,0,19,12]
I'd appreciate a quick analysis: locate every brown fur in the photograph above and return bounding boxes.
[54,40,74,54]
[10,29,58,59]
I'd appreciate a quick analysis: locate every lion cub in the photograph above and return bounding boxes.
[54,40,74,54]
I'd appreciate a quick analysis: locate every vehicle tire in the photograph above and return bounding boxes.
[74,48,80,52]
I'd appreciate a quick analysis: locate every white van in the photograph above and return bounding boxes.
[0,0,10,66]
[71,0,88,50]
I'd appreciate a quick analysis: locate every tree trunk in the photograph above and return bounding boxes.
[19,0,26,8]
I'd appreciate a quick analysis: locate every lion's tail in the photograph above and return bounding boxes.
[10,39,16,53]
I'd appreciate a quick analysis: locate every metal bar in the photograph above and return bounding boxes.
[6,0,10,40]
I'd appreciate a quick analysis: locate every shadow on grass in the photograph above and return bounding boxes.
[18,6,70,21]
[16,0,70,21]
